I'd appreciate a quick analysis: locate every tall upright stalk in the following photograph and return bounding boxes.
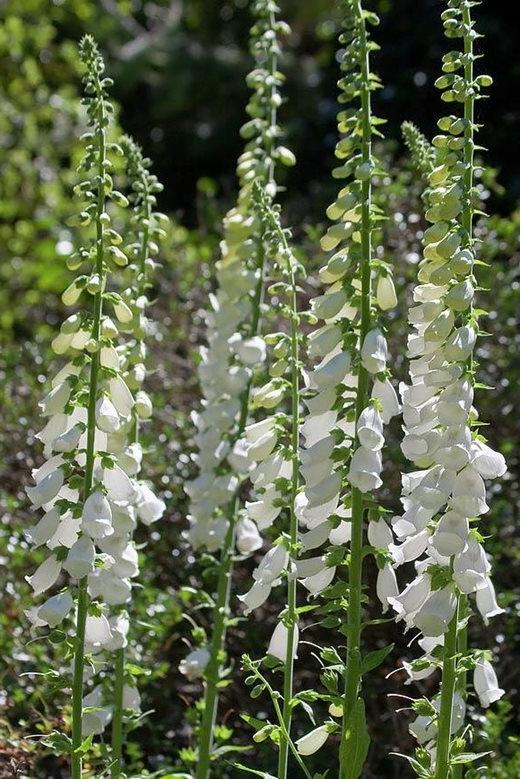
[435,4,474,777]
[193,3,292,776]
[275,216,301,779]
[340,4,372,773]
[71,39,108,779]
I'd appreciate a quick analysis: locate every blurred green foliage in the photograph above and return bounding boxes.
[0,1,518,778]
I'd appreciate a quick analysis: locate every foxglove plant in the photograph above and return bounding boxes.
[25,36,141,777]
[391,3,505,777]
[238,181,305,779]
[186,2,293,776]
[105,135,168,777]
[291,3,399,776]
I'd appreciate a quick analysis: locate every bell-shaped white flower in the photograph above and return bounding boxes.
[63,535,96,578]
[82,686,113,736]
[236,518,263,555]
[179,647,210,681]
[296,724,329,756]
[267,621,299,662]
[85,613,113,649]
[430,511,469,557]
[135,390,153,419]
[26,509,61,548]
[81,491,113,539]
[26,468,64,509]
[475,577,505,625]
[301,565,335,595]
[39,381,71,417]
[470,439,507,480]
[376,563,399,612]
[53,423,83,454]
[473,660,504,708]
[357,405,384,451]
[372,378,400,423]
[109,375,134,417]
[238,580,272,614]
[414,586,457,637]
[136,482,166,525]
[253,544,288,586]
[361,328,388,374]
[389,574,431,623]
[348,447,382,492]
[123,684,141,713]
[376,275,397,310]
[26,554,62,595]
[95,395,120,433]
[368,518,393,549]
[37,590,74,627]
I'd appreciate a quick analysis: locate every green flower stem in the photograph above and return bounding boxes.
[277,240,300,779]
[453,7,474,775]
[71,74,107,779]
[110,155,151,779]
[247,663,314,779]
[434,595,460,779]
[195,240,267,779]
[196,6,279,774]
[340,3,372,774]
[110,646,126,778]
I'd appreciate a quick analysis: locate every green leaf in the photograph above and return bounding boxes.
[451,752,492,764]
[361,644,394,674]
[339,699,370,779]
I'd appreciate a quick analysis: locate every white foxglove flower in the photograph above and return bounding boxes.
[376,564,399,612]
[238,581,272,614]
[85,614,113,648]
[301,565,335,595]
[236,518,263,555]
[414,586,457,637]
[348,447,382,492]
[63,535,96,578]
[470,440,507,479]
[430,511,469,557]
[179,648,210,681]
[95,396,120,433]
[368,518,393,549]
[81,491,113,539]
[136,483,166,525]
[39,381,71,416]
[135,390,153,419]
[109,375,134,417]
[26,554,62,595]
[376,275,397,310]
[475,578,505,624]
[82,686,112,736]
[26,468,64,509]
[37,591,74,627]
[53,424,83,453]
[361,328,388,374]
[296,725,329,755]
[122,684,141,712]
[357,405,384,451]
[389,574,431,623]
[267,621,299,662]
[372,378,400,423]
[26,509,61,548]
[253,545,288,585]
[473,660,504,708]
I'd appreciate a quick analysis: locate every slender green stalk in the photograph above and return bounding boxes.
[434,595,460,779]
[452,7,474,776]
[110,149,151,779]
[339,3,372,773]
[277,236,300,779]
[195,240,267,779]
[110,647,126,778]
[71,66,107,779]
[195,5,280,775]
